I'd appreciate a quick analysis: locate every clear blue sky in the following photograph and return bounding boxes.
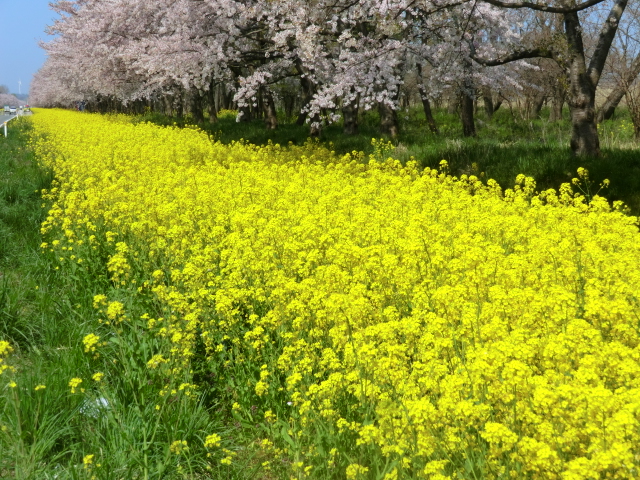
[0,0,59,95]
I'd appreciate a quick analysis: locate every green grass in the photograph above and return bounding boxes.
[0,120,266,479]
[135,105,640,215]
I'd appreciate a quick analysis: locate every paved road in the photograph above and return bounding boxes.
[0,113,17,123]
[1,111,32,123]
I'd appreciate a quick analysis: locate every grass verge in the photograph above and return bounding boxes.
[0,118,258,479]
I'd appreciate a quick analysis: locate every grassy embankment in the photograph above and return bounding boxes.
[0,119,256,479]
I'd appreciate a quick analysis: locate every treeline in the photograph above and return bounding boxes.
[31,0,640,156]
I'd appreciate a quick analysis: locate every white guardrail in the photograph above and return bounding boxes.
[3,112,21,138]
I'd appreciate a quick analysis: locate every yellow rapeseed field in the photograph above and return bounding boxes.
[30,109,640,479]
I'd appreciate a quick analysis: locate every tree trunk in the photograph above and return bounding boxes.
[283,90,296,120]
[379,101,399,138]
[295,62,321,136]
[460,57,476,137]
[417,63,439,133]
[295,110,307,126]
[447,93,459,114]
[342,98,359,135]
[207,83,218,123]
[564,11,600,156]
[597,55,640,124]
[420,92,439,134]
[549,90,565,122]
[342,87,359,135]
[482,87,495,120]
[529,93,545,119]
[163,95,172,116]
[190,90,205,125]
[461,91,476,137]
[597,87,625,124]
[263,88,278,130]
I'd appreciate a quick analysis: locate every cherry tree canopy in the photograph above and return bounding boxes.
[31,0,633,154]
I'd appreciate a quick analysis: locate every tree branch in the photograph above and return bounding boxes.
[480,0,606,14]
[470,45,554,66]
[587,0,629,88]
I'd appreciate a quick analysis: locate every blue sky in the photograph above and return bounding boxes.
[0,0,59,95]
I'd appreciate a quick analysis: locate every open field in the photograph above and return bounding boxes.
[1,110,640,479]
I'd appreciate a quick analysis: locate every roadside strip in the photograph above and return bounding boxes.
[3,115,20,138]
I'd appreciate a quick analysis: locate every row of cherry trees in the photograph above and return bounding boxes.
[31,0,639,156]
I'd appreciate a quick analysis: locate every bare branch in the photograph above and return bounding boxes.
[480,0,606,14]
[469,41,554,66]
[587,0,629,88]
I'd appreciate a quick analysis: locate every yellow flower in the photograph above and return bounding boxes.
[169,440,188,455]
[68,377,83,394]
[92,294,107,309]
[82,333,101,353]
[34,384,46,391]
[30,109,640,480]
[204,433,221,449]
[83,454,94,468]
[106,301,125,322]
[346,463,369,479]
[91,372,104,382]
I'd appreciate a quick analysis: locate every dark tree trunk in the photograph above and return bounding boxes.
[263,88,278,130]
[190,90,205,125]
[529,94,545,119]
[460,57,476,137]
[379,101,399,138]
[296,62,321,136]
[342,89,359,135]
[207,83,218,123]
[295,110,307,126]
[420,92,439,134]
[416,64,439,133]
[461,91,476,137]
[238,105,253,122]
[179,90,189,118]
[447,94,459,114]
[163,95,172,116]
[482,87,495,120]
[342,102,359,135]
[597,88,625,124]
[597,51,640,123]
[283,91,296,120]
[549,89,565,122]
[564,11,600,156]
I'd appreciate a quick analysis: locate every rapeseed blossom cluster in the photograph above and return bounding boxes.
[31,109,640,479]
[0,341,13,377]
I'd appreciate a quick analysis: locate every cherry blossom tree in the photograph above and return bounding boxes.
[474,0,631,157]
[32,0,531,139]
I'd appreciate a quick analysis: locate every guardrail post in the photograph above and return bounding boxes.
[3,122,6,138]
